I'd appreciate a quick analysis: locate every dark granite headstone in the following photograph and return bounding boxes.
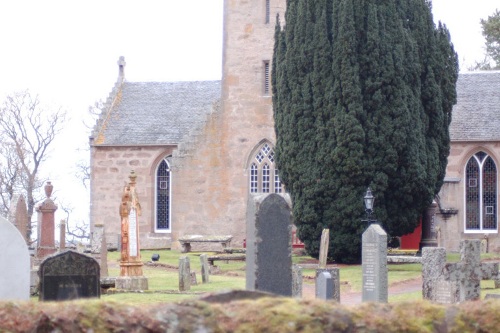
[39,250,100,301]
[246,194,292,296]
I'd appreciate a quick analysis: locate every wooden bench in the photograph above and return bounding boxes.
[207,254,246,266]
[178,235,233,253]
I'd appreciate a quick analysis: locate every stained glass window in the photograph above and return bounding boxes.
[156,158,171,231]
[465,152,497,232]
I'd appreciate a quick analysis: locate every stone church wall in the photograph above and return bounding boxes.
[436,141,500,252]
[90,145,175,249]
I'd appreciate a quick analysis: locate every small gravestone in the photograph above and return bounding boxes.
[315,268,340,301]
[39,250,100,301]
[200,254,210,283]
[246,194,293,296]
[292,264,302,298]
[316,272,334,300]
[362,224,388,303]
[0,215,30,300]
[179,256,191,291]
[318,229,330,268]
[9,194,29,243]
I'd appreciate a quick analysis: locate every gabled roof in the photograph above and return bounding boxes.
[450,71,500,141]
[93,80,221,146]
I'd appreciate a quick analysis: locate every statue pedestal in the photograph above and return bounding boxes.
[115,276,148,291]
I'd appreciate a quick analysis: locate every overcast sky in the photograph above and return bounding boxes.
[0,0,497,228]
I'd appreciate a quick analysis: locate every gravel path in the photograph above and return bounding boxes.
[301,276,423,305]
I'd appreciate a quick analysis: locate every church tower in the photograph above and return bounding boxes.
[170,0,286,246]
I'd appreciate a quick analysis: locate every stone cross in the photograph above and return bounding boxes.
[115,170,148,291]
[422,239,499,303]
[36,181,58,259]
[246,194,293,296]
[362,223,388,302]
[318,229,330,268]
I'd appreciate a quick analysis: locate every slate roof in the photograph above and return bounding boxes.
[93,80,221,146]
[450,71,500,141]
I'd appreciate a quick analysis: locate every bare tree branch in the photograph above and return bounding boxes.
[0,90,66,239]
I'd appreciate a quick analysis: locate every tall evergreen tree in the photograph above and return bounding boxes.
[273,0,458,263]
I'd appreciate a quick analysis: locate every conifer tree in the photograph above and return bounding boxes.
[273,0,458,263]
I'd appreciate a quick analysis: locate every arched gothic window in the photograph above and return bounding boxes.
[155,157,171,232]
[465,151,497,232]
[249,143,282,193]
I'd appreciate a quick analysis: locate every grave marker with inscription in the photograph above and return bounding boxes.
[246,194,293,296]
[362,224,387,303]
[39,250,100,301]
[115,170,148,291]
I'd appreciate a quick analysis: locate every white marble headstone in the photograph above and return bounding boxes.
[0,215,30,300]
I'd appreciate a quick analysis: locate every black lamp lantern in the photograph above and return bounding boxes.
[364,187,375,223]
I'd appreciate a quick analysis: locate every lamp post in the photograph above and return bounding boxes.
[364,187,375,224]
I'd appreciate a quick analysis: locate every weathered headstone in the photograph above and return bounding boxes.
[292,264,302,298]
[36,181,58,259]
[422,240,499,303]
[179,256,191,291]
[0,215,30,300]
[315,268,340,302]
[115,170,148,290]
[318,229,330,268]
[316,272,334,300]
[200,254,210,283]
[39,250,100,301]
[59,219,66,251]
[362,224,388,303]
[9,194,29,243]
[246,194,293,296]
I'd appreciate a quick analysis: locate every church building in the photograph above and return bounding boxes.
[90,0,500,254]
[90,1,287,249]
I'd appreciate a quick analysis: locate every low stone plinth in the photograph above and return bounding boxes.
[387,256,422,264]
[115,276,148,291]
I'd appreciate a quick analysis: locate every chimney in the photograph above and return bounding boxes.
[118,56,126,79]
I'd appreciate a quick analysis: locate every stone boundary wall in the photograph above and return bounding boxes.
[2,294,500,332]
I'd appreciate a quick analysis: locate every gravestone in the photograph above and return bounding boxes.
[36,181,58,259]
[422,239,499,303]
[362,224,388,302]
[316,272,334,300]
[9,194,29,243]
[246,194,293,296]
[59,219,66,251]
[315,268,340,301]
[115,170,148,291]
[0,215,30,300]
[179,256,191,291]
[318,229,330,268]
[39,250,100,301]
[292,264,302,298]
[200,254,210,283]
